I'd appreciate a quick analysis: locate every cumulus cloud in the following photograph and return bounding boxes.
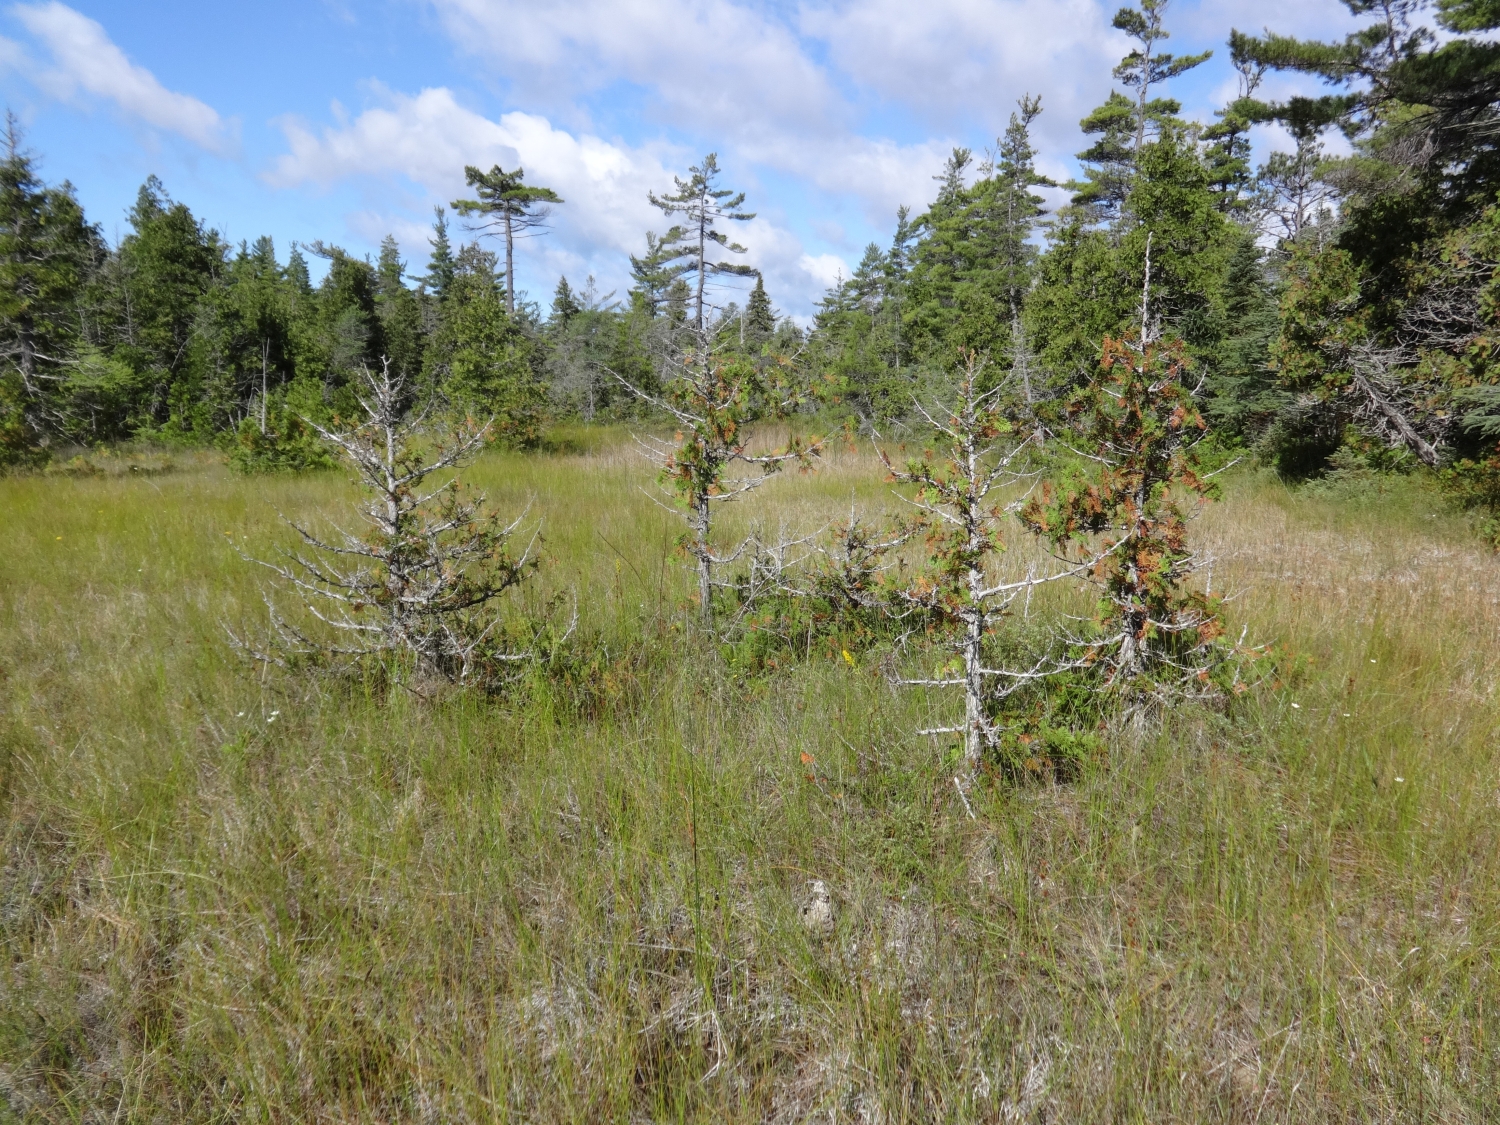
[800,0,1125,125]
[428,0,845,140]
[8,1,232,152]
[266,84,844,313]
[425,0,967,222]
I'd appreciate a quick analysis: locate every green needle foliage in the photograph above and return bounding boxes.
[1024,248,1236,695]
[649,154,758,332]
[452,164,564,317]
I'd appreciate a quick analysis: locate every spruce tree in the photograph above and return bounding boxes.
[745,275,774,338]
[649,154,757,331]
[375,235,425,385]
[628,230,683,316]
[298,242,387,417]
[1233,0,1500,487]
[903,104,1051,375]
[995,96,1054,396]
[549,276,581,327]
[103,176,224,435]
[0,116,96,461]
[423,207,456,303]
[452,165,563,316]
[286,242,312,297]
[426,251,543,447]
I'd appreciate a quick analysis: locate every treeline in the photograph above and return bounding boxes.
[813,0,1500,527]
[5,0,1500,527]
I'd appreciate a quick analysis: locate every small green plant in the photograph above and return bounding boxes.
[226,405,336,474]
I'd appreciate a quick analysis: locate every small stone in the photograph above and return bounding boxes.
[801,879,834,938]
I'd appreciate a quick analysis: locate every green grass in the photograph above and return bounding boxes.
[1,440,1498,1122]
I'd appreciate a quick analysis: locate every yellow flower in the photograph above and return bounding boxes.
[841,649,855,667]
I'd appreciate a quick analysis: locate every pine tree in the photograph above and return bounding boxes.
[1112,0,1212,155]
[1201,51,1267,214]
[452,165,563,316]
[649,154,757,331]
[1073,1,1209,219]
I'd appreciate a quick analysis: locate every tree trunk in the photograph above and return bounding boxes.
[963,583,985,772]
[696,491,713,629]
[504,209,516,316]
[696,202,706,332]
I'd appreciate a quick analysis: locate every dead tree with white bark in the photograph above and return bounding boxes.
[612,319,822,631]
[231,359,542,688]
[881,351,1089,783]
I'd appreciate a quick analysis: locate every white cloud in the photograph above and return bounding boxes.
[799,0,1123,124]
[9,1,232,153]
[267,84,675,273]
[799,251,848,289]
[418,0,1133,226]
[426,0,959,217]
[265,84,845,311]
[428,0,845,140]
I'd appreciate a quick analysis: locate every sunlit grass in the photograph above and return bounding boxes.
[1,439,1497,1121]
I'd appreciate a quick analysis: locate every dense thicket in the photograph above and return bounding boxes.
[5,0,1500,538]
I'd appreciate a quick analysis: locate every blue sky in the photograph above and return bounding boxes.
[0,0,1361,318]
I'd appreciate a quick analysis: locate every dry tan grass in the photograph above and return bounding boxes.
[1,443,1497,1122]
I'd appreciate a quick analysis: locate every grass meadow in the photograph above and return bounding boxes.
[2,435,1498,1122]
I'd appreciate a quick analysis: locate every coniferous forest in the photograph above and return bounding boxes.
[2,0,1498,516]
[5,0,1500,1120]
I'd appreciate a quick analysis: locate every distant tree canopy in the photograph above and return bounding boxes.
[7,0,1500,546]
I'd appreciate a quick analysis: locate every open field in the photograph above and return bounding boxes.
[2,438,1499,1122]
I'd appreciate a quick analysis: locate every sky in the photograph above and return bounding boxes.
[0,0,1364,320]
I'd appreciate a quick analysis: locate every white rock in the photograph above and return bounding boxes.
[800,879,835,938]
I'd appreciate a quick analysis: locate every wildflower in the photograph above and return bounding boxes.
[842,649,855,666]
[1290,702,1300,709]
